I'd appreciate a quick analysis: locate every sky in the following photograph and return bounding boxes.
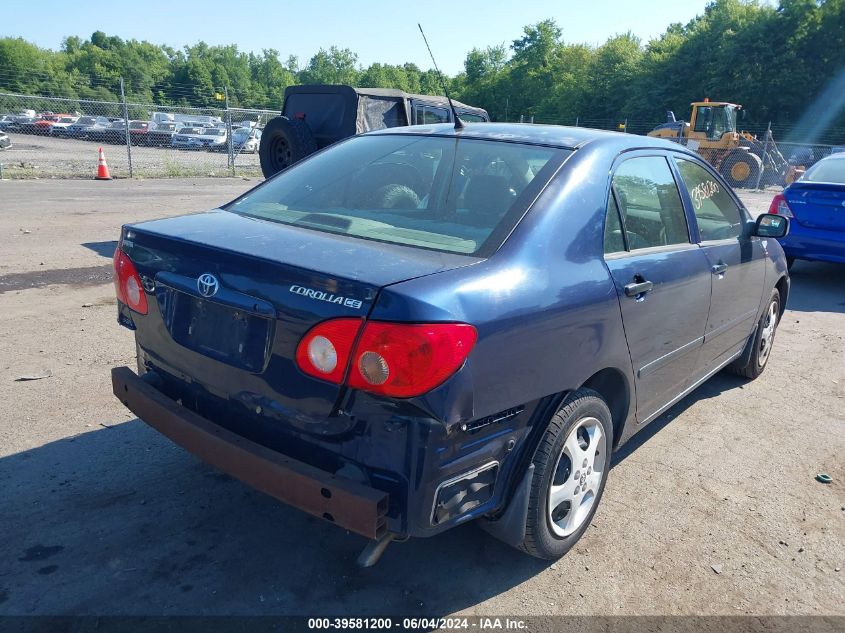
[4,0,715,75]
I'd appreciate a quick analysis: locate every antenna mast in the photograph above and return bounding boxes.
[418,24,464,131]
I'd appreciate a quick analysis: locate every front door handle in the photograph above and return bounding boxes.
[711,263,728,275]
[624,280,654,298]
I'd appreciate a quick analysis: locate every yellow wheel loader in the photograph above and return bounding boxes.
[648,100,794,188]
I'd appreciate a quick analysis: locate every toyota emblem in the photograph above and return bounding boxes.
[197,273,219,298]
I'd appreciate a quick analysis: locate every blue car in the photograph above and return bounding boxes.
[111,123,790,562]
[770,151,845,268]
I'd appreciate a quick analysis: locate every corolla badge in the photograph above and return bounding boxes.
[197,273,220,298]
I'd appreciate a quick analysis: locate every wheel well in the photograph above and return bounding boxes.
[775,275,789,316]
[581,368,630,449]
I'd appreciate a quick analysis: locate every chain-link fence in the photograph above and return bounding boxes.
[0,92,279,179]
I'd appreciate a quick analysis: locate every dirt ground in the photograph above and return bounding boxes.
[0,179,843,617]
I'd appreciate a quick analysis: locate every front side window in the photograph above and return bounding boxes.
[676,158,743,240]
[228,135,567,255]
[611,156,689,250]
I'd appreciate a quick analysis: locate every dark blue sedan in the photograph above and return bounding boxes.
[111,123,790,562]
[769,151,845,268]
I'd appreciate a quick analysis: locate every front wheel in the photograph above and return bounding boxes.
[729,289,781,379]
[518,388,613,559]
[722,151,762,188]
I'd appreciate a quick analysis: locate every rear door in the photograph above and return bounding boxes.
[672,156,766,372]
[603,154,712,422]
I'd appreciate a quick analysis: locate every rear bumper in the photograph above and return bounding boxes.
[111,366,389,540]
[779,225,845,263]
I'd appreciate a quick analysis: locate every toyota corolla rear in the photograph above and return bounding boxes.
[771,153,845,265]
[112,128,571,541]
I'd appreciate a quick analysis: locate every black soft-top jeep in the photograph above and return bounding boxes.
[258,84,490,177]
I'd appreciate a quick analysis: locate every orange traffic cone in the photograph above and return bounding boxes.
[95,147,112,180]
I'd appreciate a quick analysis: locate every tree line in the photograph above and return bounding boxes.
[0,0,843,140]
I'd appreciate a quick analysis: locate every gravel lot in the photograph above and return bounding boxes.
[0,179,842,617]
[0,132,261,179]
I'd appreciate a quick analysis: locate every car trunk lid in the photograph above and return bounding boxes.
[784,182,845,232]
[122,209,478,433]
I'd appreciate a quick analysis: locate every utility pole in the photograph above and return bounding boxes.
[755,121,772,191]
[120,78,133,178]
[225,86,235,176]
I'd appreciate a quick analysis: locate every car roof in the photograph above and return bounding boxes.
[366,122,699,153]
[284,84,488,116]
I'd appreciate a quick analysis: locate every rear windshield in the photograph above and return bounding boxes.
[802,157,845,184]
[228,134,567,255]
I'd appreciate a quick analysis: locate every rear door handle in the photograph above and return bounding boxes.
[624,280,654,297]
[711,263,728,275]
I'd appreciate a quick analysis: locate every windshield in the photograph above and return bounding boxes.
[129,121,147,129]
[228,134,567,255]
[801,157,845,184]
[77,117,96,125]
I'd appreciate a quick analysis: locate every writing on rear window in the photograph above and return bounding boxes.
[290,285,363,309]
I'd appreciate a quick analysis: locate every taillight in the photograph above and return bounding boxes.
[113,248,148,314]
[347,322,477,398]
[295,320,477,398]
[295,318,362,384]
[768,193,794,218]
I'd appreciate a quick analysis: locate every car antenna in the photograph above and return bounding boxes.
[418,23,464,130]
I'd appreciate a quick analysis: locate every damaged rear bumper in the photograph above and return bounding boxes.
[111,366,389,540]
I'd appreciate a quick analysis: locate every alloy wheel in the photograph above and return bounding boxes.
[548,417,607,537]
[758,299,779,367]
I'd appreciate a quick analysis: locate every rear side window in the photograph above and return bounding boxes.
[675,159,743,240]
[802,157,845,184]
[415,105,450,124]
[228,135,567,256]
[611,156,689,250]
[604,194,625,254]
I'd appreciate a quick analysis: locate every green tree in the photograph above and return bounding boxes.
[299,46,359,85]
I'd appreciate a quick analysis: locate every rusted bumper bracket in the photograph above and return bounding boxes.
[111,366,389,540]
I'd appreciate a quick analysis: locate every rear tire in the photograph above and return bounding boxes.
[259,116,317,178]
[518,388,613,559]
[729,289,781,379]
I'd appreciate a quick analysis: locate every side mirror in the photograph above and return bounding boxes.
[754,213,789,238]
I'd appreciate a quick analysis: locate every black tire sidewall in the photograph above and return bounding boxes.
[258,117,317,178]
[525,391,614,559]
